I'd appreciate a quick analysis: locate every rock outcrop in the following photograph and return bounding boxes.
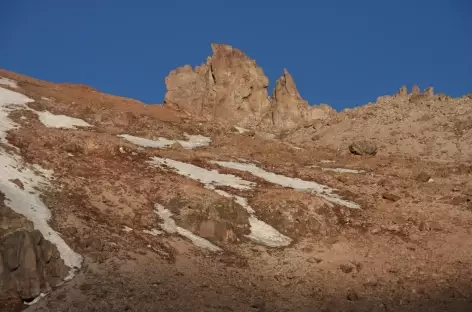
[164,44,272,128]
[378,84,438,104]
[0,229,68,304]
[164,44,333,132]
[424,86,434,97]
[258,69,334,131]
[398,85,408,97]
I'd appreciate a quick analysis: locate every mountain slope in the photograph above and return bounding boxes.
[0,66,471,312]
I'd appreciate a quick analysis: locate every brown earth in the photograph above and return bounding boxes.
[0,45,472,312]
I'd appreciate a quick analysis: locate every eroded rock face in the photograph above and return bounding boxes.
[260,69,334,131]
[424,86,434,97]
[164,44,272,128]
[164,44,333,132]
[0,229,68,305]
[272,69,308,126]
[398,85,408,97]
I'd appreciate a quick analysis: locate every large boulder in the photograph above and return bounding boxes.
[348,140,378,156]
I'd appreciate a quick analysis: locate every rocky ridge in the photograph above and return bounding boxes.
[164,44,331,131]
[287,82,472,162]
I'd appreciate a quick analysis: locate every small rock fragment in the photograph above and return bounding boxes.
[364,277,379,287]
[371,227,382,234]
[169,141,183,150]
[382,192,401,202]
[339,263,355,274]
[8,178,24,190]
[386,224,401,232]
[346,290,360,301]
[416,172,431,182]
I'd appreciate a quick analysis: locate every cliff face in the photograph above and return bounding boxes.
[164,44,272,128]
[164,44,332,131]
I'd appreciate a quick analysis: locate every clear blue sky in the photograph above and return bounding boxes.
[1,1,471,110]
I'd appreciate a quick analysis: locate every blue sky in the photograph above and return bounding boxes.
[1,0,471,111]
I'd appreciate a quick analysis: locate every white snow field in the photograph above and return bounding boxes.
[0,77,19,89]
[154,203,222,252]
[212,161,361,209]
[118,133,211,149]
[36,110,92,129]
[0,87,83,277]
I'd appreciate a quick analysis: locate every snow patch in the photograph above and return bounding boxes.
[283,142,302,150]
[213,161,361,209]
[118,133,211,149]
[149,157,254,190]
[0,86,83,277]
[246,216,292,248]
[154,203,222,252]
[320,160,335,163]
[24,293,47,305]
[0,87,34,143]
[36,110,92,129]
[309,165,364,174]
[0,144,83,275]
[213,189,291,247]
[321,167,364,174]
[213,189,255,214]
[234,126,249,134]
[0,77,18,89]
[143,229,163,236]
[149,158,292,247]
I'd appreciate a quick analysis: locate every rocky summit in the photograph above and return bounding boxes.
[0,44,472,312]
[164,44,333,131]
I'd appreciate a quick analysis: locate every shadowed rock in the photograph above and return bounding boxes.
[0,230,68,304]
